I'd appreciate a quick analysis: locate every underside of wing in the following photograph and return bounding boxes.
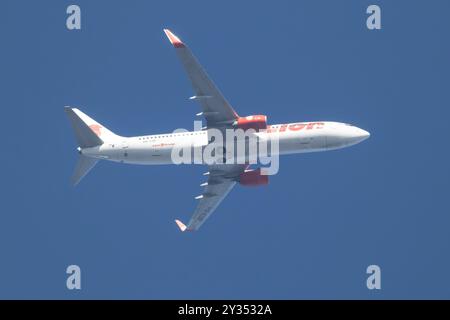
[164,29,239,128]
[175,164,247,231]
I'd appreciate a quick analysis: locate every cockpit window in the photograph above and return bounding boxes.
[344,123,354,126]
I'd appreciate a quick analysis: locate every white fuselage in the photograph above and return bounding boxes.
[81,121,370,165]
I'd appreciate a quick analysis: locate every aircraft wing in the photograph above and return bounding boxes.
[164,29,239,128]
[175,164,247,232]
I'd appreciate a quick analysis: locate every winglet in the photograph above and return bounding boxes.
[164,29,185,48]
[175,219,188,232]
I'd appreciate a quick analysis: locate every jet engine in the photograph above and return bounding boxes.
[239,168,269,186]
[236,115,267,131]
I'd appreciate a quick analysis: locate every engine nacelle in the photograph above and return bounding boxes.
[236,115,267,131]
[239,168,269,186]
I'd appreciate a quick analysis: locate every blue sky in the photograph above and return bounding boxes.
[0,0,449,299]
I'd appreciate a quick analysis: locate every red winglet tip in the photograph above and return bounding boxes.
[175,219,188,232]
[164,29,185,48]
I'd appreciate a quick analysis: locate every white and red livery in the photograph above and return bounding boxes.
[66,29,370,232]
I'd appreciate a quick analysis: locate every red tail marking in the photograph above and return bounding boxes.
[89,124,102,136]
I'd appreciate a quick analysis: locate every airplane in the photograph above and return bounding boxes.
[65,29,370,232]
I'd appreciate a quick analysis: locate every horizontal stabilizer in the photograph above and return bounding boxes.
[72,155,99,186]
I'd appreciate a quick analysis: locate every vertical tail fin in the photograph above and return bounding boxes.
[65,107,119,147]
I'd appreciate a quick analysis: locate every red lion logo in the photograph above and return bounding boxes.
[89,124,102,136]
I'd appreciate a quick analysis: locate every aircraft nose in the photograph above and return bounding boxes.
[351,127,370,144]
[325,125,370,150]
[357,128,370,140]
